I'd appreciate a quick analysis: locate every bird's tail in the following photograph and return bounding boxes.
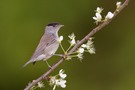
[23,60,33,67]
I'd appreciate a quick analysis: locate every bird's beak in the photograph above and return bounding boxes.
[60,25,64,27]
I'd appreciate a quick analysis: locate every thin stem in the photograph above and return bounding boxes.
[66,45,73,53]
[59,43,65,53]
[68,51,78,55]
[68,55,78,58]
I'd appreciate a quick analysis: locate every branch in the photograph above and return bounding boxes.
[24,0,129,90]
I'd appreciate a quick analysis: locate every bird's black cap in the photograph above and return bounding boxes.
[47,22,60,27]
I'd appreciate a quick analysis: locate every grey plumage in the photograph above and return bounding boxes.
[23,22,63,67]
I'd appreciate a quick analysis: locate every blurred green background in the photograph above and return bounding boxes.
[0,0,135,90]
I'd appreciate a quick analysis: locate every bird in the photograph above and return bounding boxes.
[23,22,64,67]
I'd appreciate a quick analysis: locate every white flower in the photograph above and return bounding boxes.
[49,69,67,90]
[105,12,114,19]
[93,13,102,24]
[59,69,67,79]
[77,47,85,53]
[49,76,56,86]
[57,79,66,88]
[37,82,45,88]
[81,44,87,48]
[116,1,122,9]
[95,7,103,13]
[81,38,96,54]
[116,1,122,6]
[77,53,83,60]
[88,48,96,54]
[52,79,67,90]
[58,36,63,43]
[68,33,76,46]
[68,33,75,39]
[82,39,94,49]
[87,39,96,54]
[70,38,76,45]
[93,7,103,24]
[87,40,93,46]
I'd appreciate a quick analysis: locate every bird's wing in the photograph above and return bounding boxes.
[30,34,56,61]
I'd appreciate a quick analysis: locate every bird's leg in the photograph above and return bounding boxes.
[45,61,52,69]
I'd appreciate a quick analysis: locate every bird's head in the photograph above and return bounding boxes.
[45,22,64,34]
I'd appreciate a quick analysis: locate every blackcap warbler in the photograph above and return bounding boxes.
[23,22,64,67]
